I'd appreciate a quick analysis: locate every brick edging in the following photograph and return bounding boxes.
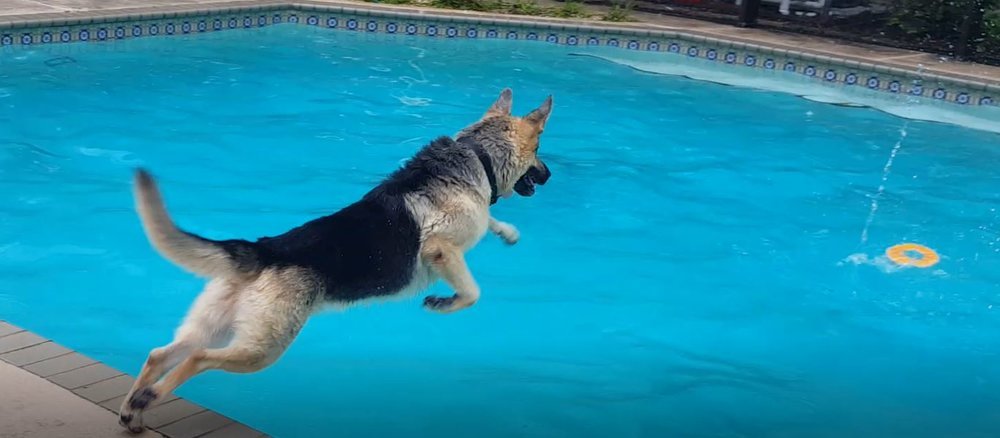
[0,320,268,438]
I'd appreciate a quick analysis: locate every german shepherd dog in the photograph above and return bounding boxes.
[118,89,553,432]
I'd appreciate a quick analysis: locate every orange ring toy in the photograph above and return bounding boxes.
[885,243,939,268]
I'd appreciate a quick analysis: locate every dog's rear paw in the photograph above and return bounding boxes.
[119,411,144,434]
[129,387,158,410]
[423,295,457,312]
[118,387,158,433]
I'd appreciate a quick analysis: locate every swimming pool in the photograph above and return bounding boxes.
[2,21,1000,437]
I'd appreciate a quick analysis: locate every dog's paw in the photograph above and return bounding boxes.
[423,295,457,312]
[119,405,145,434]
[119,387,158,433]
[128,387,158,410]
[119,412,145,434]
[493,222,520,245]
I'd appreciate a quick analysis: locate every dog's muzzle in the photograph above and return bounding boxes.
[514,161,551,197]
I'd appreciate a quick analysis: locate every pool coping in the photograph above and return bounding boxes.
[0,0,998,107]
[0,319,269,438]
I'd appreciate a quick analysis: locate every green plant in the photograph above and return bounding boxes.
[602,1,634,22]
[890,0,998,39]
[985,9,1000,40]
[555,1,588,18]
[431,0,502,12]
[890,0,966,39]
[507,0,546,16]
[981,9,1000,55]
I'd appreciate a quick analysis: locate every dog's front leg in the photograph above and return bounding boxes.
[421,238,480,313]
[488,217,519,245]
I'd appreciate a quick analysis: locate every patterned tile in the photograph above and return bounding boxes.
[0,6,993,107]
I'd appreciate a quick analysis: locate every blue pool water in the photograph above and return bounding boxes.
[2,24,1000,437]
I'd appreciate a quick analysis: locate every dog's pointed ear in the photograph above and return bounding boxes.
[525,95,553,127]
[485,88,513,117]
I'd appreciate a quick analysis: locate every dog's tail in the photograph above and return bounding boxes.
[133,169,261,279]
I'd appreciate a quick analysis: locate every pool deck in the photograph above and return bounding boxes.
[0,320,267,438]
[0,1,995,437]
[0,0,998,87]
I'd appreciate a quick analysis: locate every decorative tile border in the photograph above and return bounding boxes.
[0,3,995,107]
[0,320,269,438]
[0,11,283,46]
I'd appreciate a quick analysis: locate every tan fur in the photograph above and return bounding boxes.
[119,267,317,432]
[465,93,552,197]
[414,91,551,313]
[420,237,480,313]
[133,171,244,279]
[119,89,553,433]
[513,96,551,163]
[488,217,519,245]
[483,88,513,118]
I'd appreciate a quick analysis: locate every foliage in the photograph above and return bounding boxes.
[890,0,1000,59]
[981,8,1000,55]
[507,0,547,16]
[370,0,610,21]
[431,0,501,12]
[890,0,997,40]
[602,0,634,22]
[555,2,589,18]
[426,0,600,20]
[985,9,1000,41]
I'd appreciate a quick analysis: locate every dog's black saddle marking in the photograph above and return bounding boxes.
[203,136,505,305]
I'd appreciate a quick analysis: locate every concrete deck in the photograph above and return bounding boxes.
[0,360,162,438]
[0,321,267,438]
[0,0,997,87]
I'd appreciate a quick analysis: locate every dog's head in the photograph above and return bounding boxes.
[457,88,553,199]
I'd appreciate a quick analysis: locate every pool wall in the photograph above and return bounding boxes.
[0,1,996,108]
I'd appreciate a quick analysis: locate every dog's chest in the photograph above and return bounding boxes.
[451,206,490,250]
[405,192,489,250]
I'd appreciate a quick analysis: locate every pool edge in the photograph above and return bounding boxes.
[0,0,997,108]
[0,320,270,438]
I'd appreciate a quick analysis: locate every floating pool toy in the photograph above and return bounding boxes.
[885,243,939,268]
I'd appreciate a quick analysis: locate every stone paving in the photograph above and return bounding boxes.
[0,321,267,438]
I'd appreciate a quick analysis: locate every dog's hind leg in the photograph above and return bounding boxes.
[147,284,313,400]
[117,340,194,433]
[146,336,290,402]
[120,268,316,433]
[421,238,481,313]
[119,279,239,433]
